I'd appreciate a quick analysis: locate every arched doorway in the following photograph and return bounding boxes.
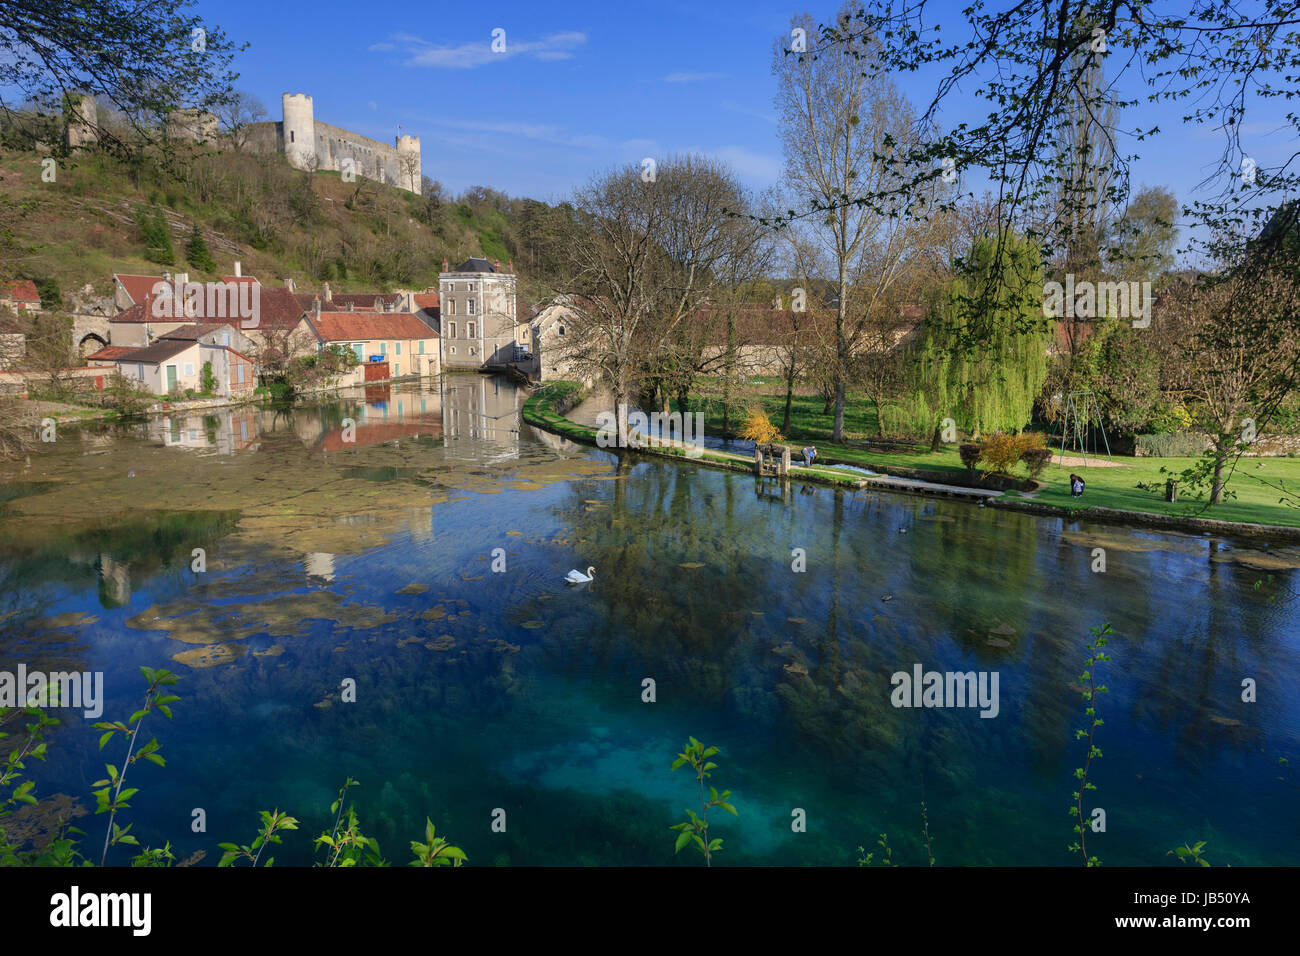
[78,332,108,358]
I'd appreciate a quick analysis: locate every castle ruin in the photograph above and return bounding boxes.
[244,94,422,194]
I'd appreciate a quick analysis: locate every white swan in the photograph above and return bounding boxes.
[565,566,595,584]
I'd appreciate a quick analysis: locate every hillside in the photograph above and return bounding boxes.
[0,144,579,310]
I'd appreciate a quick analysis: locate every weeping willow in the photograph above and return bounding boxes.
[887,233,1051,439]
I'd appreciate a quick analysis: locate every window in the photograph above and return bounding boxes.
[467,298,475,315]
[353,343,364,361]
[448,299,455,316]
[558,325,565,336]
[467,322,476,339]
[137,365,144,381]
[290,130,295,143]
[222,333,230,346]
[448,322,456,338]
[450,347,456,355]
[380,342,387,355]
[395,363,400,376]
[419,340,425,354]
[237,364,245,384]
[395,342,401,355]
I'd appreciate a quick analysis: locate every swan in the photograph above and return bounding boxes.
[566,566,595,584]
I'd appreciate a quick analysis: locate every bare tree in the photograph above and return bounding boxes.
[774,5,939,442]
[1162,266,1300,504]
[214,89,266,151]
[559,155,766,438]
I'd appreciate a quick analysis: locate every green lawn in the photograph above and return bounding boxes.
[684,379,1300,528]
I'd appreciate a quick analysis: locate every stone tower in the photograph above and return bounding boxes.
[396,135,422,191]
[65,94,98,149]
[281,93,316,169]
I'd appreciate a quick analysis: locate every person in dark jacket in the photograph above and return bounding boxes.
[1070,473,1085,498]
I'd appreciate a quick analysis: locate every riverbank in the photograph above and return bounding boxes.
[523,383,1300,540]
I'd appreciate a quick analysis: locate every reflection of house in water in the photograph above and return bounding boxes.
[439,375,522,457]
[317,383,444,450]
[96,553,131,606]
[151,408,259,453]
[304,552,335,581]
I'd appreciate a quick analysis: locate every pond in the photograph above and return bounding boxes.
[2,375,1298,866]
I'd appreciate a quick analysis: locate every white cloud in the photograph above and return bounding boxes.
[430,117,607,150]
[707,145,783,182]
[664,72,728,83]
[381,31,586,69]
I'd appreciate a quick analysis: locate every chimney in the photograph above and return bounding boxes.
[234,260,242,278]
[493,258,500,272]
[507,257,513,274]
[322,281,332,303]
[441,257,449,273]
[313,295,320,318]
[286,277,296,293]
[347,301,354,312]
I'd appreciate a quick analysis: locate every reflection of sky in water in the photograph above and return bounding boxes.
[2,377,1298,866]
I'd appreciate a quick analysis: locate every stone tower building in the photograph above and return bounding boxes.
[438,257,518,370]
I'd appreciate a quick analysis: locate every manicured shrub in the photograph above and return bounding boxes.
[1135,432,1210,457]
[1020,447,1053,478]
[978,432,1024,475]
[959,443,982,471]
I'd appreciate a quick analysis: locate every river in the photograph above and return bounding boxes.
[1,375,1297,866]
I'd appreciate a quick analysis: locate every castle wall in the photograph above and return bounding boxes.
[311,121,401,188]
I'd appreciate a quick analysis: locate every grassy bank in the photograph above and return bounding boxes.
[534,381,1300,530]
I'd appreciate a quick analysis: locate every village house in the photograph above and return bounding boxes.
[96,322,256,397]
[305,308,439,383]
[0,279,42,314]
[438,257,519,371]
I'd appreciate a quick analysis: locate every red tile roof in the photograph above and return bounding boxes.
[110,283,307,330]
[309,312,438,341]
[87,345,140,361]
[413,292,440,310]
[3,279,40,303]
[113,274,166,305]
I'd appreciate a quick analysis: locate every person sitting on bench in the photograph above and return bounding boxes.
[802,446,817,467]
[1070,473,1085,498]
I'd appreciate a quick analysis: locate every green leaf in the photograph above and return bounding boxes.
[675,830,692,853]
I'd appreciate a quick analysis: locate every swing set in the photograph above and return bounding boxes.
[1053,390,1112,466]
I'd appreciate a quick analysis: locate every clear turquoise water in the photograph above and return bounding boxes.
[3,377,1298,866]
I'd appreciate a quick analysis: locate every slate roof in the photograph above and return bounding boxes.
[453,258,497,273]
[114,339,196,365]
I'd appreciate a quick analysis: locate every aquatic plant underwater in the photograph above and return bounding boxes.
[0,629,1249,867]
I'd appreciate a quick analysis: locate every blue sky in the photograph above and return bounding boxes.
[199,0,1295,230]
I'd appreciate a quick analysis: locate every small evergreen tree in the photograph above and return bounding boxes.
[186,224,216,272]
[135,207,174,266]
